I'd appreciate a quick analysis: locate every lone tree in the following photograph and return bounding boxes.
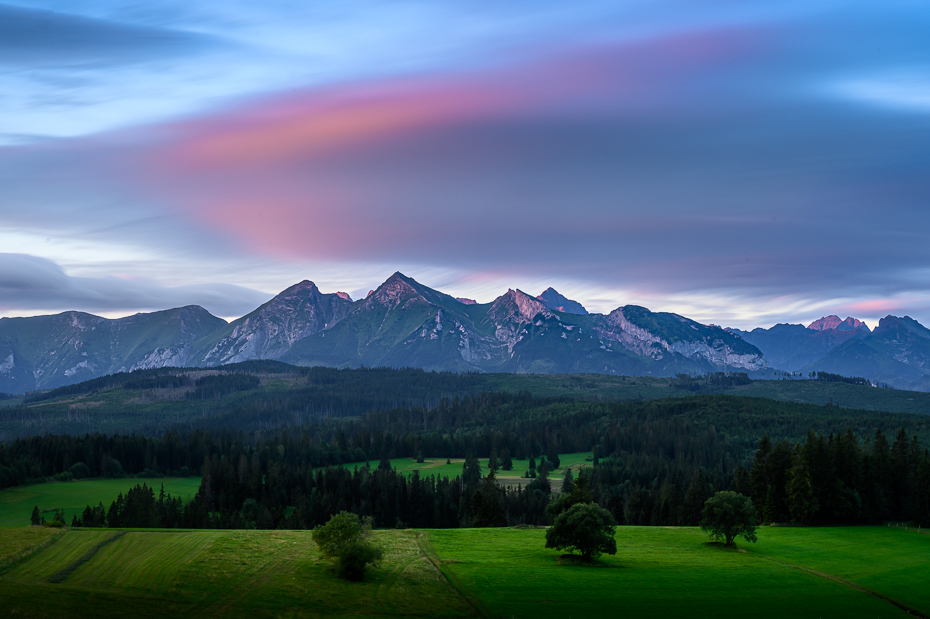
[700,491,759,548]
[312,512,384,581]
[545,502,617,562]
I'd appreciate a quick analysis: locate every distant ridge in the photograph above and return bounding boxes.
[4,272,930,393]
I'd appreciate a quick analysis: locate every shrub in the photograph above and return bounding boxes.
[312,512,383,581]
[337,540,384,581]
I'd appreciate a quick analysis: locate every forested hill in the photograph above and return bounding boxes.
[3,364,930,440]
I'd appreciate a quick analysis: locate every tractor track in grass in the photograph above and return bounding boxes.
[47,531,126,584]
[415,531,489,619]
[204,557,287,617]
[375,552,417,615]
[760,556,928,618]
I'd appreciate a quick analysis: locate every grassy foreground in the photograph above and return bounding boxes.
[0,477,202,528]
[0,528,473,619]
[429,527,930,619]
[0,525,927,618]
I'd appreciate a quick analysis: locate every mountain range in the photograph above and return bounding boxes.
[732,314,930,391]
[2,273,929,394]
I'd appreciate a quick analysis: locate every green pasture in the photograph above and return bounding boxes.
[751,526,930,617]
[0,525,927,618]
[0,526,64,572]
[0,528,474,618]
[0,477,202,528]
[331,452,593,486]
[427,526,929,619]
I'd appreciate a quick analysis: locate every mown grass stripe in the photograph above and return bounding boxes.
[0,528,66,575]
[47,531,126,584]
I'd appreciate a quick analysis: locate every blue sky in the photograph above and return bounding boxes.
[1,0,929,327]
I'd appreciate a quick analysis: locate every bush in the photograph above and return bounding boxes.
[68,462,92,479]
[312,512,383,581]
[337,540,384,581]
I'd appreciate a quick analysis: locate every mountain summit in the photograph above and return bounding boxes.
[536,288,588,315]
[808,315,870,332]
[191,280,352,366]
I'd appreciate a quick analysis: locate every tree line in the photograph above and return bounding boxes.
[65,428,930,531]
[5,391,930,528]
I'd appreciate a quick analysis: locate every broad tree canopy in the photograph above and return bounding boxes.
[700,491,759,547]
[545,502,617,561]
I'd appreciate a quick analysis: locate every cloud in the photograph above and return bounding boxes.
[0,4,218,68]
[3,2,930,329]
[0,253,270,318]
[132,25,930,304]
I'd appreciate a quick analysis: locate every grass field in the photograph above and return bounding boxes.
[335,452,593,486]
[0,525,926,618]
[751,526,930,617]
[0,528,474,618]
[0,477,202,528]
[428,526,930,619]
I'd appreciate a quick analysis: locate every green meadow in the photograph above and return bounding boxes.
[428,526,930,619]
[335,452,593,484]
[0,528,474,619]
[0,525,926,618]
[0,477,201,528]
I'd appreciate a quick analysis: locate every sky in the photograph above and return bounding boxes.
[1,0,930,328]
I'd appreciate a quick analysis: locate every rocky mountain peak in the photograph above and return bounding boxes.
[488,289,550,324]
[536,287,588,315]
[278,280,319,298]
[369,272,427,307]
[808,315,869,332]
[456,297,477,305]
[808,315,842,330]
[835,317,869,332]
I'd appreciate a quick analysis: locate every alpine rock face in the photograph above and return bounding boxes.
[594,306,767,372]
[808,315,870,332]
[282,272,496,370]
[192,280,352,366]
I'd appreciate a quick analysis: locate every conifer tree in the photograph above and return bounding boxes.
[488,449,499,473]
[500,447,513,471]
[561,469,575,494]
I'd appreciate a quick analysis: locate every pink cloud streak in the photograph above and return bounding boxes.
[160,27,760,172]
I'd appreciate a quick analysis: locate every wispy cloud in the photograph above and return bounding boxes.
[0,253,269,318]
